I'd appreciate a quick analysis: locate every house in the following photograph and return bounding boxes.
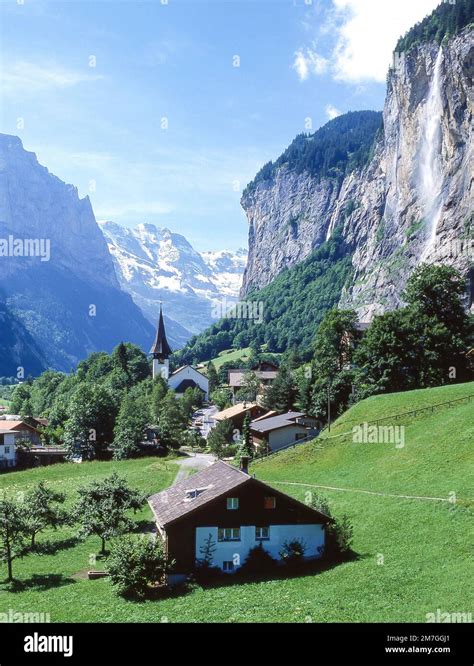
[213,402,266,432]
[0,431,18,468]
[250,412,319,453]
[148,459,331,576]
[227,366,279,400]
[150,305,209,401]
[0,420,42,446]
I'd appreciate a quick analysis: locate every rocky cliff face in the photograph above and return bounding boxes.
[0,135,154,373]
[241,29,473,320]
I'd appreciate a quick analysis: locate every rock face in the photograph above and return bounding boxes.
[241,29,473,319]
[0,134,154,373]
[99,221,246,341]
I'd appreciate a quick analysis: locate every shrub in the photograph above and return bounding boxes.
[108,535,172,599]
[241,543,277,575]
[279,538,306,567]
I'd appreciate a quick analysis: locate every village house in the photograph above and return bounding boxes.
[213,402,266,432]
[250,412,319,454]
[0,430,18,468]
[150,305,209,401]
[148,459,331,577]
[0,420,42,446]
[227,363,279,401]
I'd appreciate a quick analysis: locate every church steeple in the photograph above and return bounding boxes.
[150,304,172,380]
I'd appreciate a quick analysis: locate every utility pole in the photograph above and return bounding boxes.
[327,382,331,432]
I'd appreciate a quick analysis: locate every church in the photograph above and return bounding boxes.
[150,306,209,402]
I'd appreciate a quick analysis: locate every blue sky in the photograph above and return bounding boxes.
[0,0,440,251]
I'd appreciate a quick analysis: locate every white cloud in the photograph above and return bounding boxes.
[293,48,329,81]
[325,104,342,120]
[0,61,103,95]
[293,0,440,84]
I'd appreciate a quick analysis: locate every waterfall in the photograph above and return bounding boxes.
[419,47,444,262]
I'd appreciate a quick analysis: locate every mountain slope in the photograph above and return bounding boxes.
[0,297,47,377]
[99,220,246,338]
[0,134,154,372]
[241,2,473,320]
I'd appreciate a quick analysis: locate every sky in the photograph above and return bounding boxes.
[0,0,441,251]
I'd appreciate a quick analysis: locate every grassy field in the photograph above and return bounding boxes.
[203,347,251,370]
[0,398,11,408]
[0,383,472,622]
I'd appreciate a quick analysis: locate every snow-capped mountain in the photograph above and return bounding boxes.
[99,221,247,343]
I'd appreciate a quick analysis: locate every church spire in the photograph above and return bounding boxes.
[150,304,172,359]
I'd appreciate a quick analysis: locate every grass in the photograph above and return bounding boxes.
[0,383,472,622]
[206,347,251,370]
[0,399,11,407]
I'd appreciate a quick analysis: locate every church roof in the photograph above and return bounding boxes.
[150,306,172,357]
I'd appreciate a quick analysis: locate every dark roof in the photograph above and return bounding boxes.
[250,412,306,434]
[148,460,333,529]
[149,461,249,528]
[150,306,172,357]
[173,379,205,394]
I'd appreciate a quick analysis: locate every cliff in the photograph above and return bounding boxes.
[240,28,473,320]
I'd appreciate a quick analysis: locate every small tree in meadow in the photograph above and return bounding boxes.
[0,496,28,582]
[23,482,67,548]
[74,473,145,554]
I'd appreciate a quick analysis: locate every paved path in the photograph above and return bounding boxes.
[192,405,218,439]
[173,452,216,485]
[272,480,466,503]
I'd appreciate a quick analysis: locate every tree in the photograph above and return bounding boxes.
[235,371,260,403]
[197,532,217,569]
[207,362,219,394]
[207,419,234,458]
[262,365,297,412]
[23,482,67,548]
[108,534,172,598]
[0,496,28,581]
[150,377,168,424]
[113,391,150,460]
[74,473,145,554]
[158,391,189,450]
[63,383,118,460]
[239,412,253,458]
[210,388,233,411]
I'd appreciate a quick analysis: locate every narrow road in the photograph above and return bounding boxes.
[173,452,216,485]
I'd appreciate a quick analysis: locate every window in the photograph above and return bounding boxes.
[223,561,235,572]
[218,527,241,542]
[226,497,239,510]
[4,447,9,454]
[255,526,270,540]
[264,496,276,509]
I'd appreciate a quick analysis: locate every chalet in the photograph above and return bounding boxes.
[250,412,319,453]
[213,402,266,432]
[148,459,331,577]
[0,430,18,468]
[228,366,279,399]
[0,420,42,446]
[150,305,209,400]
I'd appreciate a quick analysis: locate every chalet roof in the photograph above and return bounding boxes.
[150,306,172,357]
[148,460,249,528]
[0,420,40,433]
[214,402,258,421]
[251,410,280,423]
[250,412,306,434]
[228,369,278,387]
[148,460,333,529]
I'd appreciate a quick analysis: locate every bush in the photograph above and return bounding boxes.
[308,494,354,557]
[279,538,307,567]
[240,543,277,575]
[108,535,172,599]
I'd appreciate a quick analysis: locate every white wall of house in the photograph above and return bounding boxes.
[196,524,324,572]
[0,432,17,468]
[168,366,209,401]
[267,425,308,451]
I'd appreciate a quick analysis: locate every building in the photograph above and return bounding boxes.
[213,402,266,432]
[148,459,331,576]
[250,412,319,453]
[150,305,209,400]
[168,366,209,402]
[227,365,279,400]
[0,420,42,446]
[0,431,18,468]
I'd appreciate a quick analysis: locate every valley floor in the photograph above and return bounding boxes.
[0,383,472,622]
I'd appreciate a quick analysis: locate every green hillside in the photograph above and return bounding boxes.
[0,383,472,622]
